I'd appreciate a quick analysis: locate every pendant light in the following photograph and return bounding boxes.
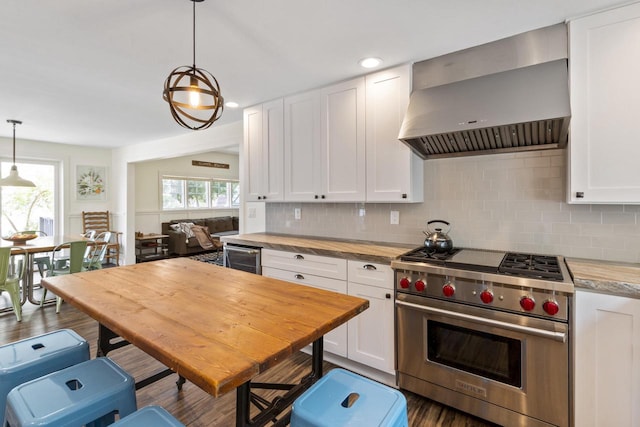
[163,0,223,130]
[0,120,35,188]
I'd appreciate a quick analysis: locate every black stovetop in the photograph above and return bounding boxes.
[399,247,564,281]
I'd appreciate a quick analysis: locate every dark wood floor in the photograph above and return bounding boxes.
[0,293,497,427]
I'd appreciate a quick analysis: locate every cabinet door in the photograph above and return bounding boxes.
[243,105,264,202]
[575,290,640,427]
[320,78,366,202]
[262,266,348,357]
[284,90,322,201]
[347,282,394,373]
[569,5,640,203]
[262,99,284,201]
[365,65,423,202]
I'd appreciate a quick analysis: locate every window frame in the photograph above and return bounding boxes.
[160,175,239,211]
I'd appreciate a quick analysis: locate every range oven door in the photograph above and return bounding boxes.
[223,244,262,275]
[396,295,569,427]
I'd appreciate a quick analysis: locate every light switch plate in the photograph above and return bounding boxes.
[294,208,301,220]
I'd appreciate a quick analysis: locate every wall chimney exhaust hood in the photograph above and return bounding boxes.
[399,23,570,159]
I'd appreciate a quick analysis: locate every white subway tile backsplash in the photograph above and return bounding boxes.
[266,150,640,263]
[602,212,636,225]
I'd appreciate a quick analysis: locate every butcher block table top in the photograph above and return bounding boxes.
[41,257,369,397]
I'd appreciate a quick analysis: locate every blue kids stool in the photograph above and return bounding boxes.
[5,357,136,427]
[0,329,89,426]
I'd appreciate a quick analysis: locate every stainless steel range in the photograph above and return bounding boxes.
[391,248,573,427]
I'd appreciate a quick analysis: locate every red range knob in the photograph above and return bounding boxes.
[480,290,494,304]
[442,283,455,297]
[399,277,411,289]
[543,300,560,315]
[520,296,536,311]
[414,279,426,292]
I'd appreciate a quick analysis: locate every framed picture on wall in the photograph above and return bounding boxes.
[76,165,107,201]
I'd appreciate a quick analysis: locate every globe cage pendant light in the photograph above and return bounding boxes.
[0,120,35,187]
[163,0,223,130]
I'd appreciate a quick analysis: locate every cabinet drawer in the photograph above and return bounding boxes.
[262,266,347,294]
[262,249,347,280]
[347,260,393,289]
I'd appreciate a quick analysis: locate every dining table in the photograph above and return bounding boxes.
[41,257,369,427]
[0,235,93,306]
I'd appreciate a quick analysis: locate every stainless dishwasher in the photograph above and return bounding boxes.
[223,244,262,274]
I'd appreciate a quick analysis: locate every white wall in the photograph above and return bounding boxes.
[134,151,239,235]
[0,136,112,236]
[266,149,640,264]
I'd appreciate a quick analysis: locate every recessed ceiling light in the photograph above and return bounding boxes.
[359,57,383,69]
[225,101,239,108]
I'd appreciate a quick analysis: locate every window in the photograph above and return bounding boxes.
[161,176,239,210]
[0,161,57,236]
[187,180,208,208]
[162,179,185,209]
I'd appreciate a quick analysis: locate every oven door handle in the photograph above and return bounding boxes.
[396,300,567,343]
[224,245,260,255]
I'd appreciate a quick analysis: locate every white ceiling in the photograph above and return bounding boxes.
[0,0,630,148]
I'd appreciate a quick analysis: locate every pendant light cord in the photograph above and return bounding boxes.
[192,0,196,69]
[11,122,16,164]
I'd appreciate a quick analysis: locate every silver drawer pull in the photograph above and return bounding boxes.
[294,254,305,260]
[294,274,305,280]
[363,264,377,270]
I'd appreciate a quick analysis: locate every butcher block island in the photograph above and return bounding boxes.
[41,257,368,427]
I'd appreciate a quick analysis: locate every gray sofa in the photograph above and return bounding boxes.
[161,216,239,256]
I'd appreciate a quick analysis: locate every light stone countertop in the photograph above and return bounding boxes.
[222,234,640,298]
[220,233,415,264]
[566,258,640,299]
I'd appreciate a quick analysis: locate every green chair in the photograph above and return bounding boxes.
[0,247,27,322]
[83,231,111,271]
[40,241,88,313]
[20,231,51,282]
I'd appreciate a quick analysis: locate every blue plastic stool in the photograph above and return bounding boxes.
[290,369,408,427]
[111,406,184,426]
[0,329,90,426]
[5,357,137,427]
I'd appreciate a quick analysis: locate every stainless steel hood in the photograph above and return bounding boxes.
[399,23,570,159]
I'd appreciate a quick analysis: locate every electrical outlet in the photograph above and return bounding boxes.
[390,210,400,225]
[294,208,301,220]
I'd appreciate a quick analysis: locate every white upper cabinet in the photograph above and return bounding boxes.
[284,90,322,202]
[248,64,422,203]
[365,65,423,202]
[569,4,640,203]
[320,77,366,202]
[243,99,284,202]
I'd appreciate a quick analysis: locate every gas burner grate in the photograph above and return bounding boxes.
[400,247,460,263]
[499,252,563,281]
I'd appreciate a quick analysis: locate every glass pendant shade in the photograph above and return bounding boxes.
[1,120,35,188]
[163,0,223,130]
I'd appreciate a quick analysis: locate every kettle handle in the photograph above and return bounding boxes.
[427,220,451,232]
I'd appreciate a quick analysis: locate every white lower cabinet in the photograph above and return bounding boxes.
[347,260,395,374]
[261,250,395,377]
[262,265,348,357]
[575,290,640,427]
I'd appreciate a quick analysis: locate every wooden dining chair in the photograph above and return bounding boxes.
[40,241,88,313]
[0,247,27,322]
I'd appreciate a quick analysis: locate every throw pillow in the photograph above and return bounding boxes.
[170,222,196,243]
